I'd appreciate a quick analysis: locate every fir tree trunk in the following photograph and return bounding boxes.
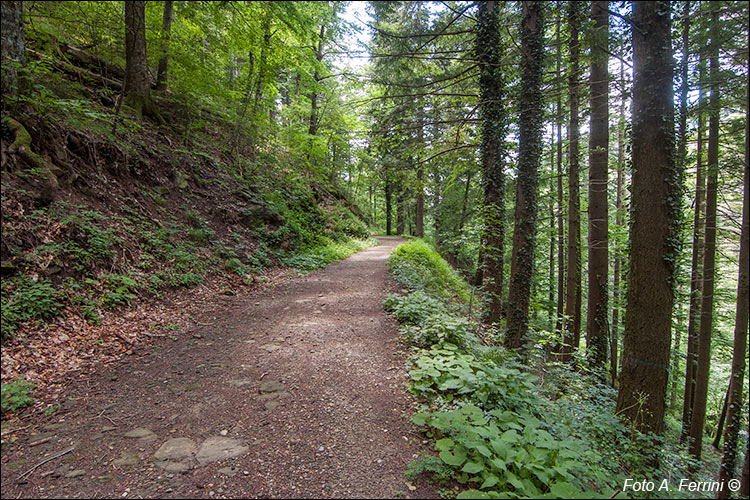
[476,1,507,325]
[615,0,677,434]
[561,1,582,361]
[554,6,565,340]
[689,9,720,459]
[586,0,609,366]
[716,63,749,498]
[611,61,625,386]
[506,0,544,350]
[682,52,707,442]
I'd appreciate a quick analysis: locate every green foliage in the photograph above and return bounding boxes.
[1,378,36,414]
[284,238,376,272]
[384,291,445,326]
[1,277,63,338]
[388,239,470,302]
[101,274,140,309]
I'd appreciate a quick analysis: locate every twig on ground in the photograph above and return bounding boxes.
[16,446,75,481]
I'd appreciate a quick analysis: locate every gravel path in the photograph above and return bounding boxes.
[0,236,439,498]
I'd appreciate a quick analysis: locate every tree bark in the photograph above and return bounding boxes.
[155,0,174,91]
[124,0,163,124]
[712,380,730,449]
[716,61,749,499]
[611,61,625,386]
[309,23,326,137]
[385,173,393,236]
[682,52,707,441]
[0,0,24,103]
[476,1,507,325]
[689,9,720,459]
[505,0,544,350]
[615,0,677,435]
[561,1,582,362]
[586,0,609,366]
[554,6,565,340]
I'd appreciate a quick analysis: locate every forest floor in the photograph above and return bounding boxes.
[0,236,439,499]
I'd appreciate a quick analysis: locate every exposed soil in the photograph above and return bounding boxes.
[0,236,440,499]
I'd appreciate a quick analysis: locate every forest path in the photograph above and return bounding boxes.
[1,236,439,499]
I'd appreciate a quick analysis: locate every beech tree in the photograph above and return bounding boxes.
[124,0,163,123]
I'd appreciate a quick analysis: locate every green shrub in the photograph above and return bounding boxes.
[1,277,63,338]
[384,291,444,326]
[285,238,376,272]
[1,378,36,414]
[388,239,470,302]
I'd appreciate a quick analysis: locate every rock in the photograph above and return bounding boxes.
[113,452,139,467]
[195,437,249,465]
[264,401,279,411]
[259,380,285,393]
[101,426,117,433]
[227,379,253,388]
[159,461,192,473]
[97,475,113,483]
[218,466,238,477]
[259,344,280,352]
[153,438,196,461]
[65,470,86,479]
[153,438,197,473]
[220,430,228,436]
[123,428,156,441]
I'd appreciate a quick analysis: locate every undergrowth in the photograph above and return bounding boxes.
[386,239,709,499]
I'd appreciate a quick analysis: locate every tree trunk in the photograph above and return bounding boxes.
[716,62,749,499]
[548,140,555,327]
[155,0,174,90]
[561,1,582,361]
[309,23,325,137]
[682,52,707,441]
[385,174,393,236]
[586,0,609,366]
[124,0,163,124]
[0,0,25,103]
[712,380,730,449]
[396,185,405,235]
[415,106,425,238]
[505,0,544,350]
[476,1,507,325]
[611,61,625,386]
[689,9,720,459]
[554,6,565,340]
[615,0,676,435]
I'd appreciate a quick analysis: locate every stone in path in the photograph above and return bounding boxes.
[113,452,139,467]
[152,437,197,472]
[123,428,156,441]
[195,437,249,465]
[260,343,280,352]
[259,380,285,393]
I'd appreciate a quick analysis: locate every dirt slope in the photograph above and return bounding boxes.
[0,236,438,499]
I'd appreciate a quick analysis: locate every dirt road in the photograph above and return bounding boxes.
[1,236,438,498]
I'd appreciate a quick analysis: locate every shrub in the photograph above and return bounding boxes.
[1,378,36,414]
[1,277,63,338]
[384,291,444,326]
[388,239,470,302]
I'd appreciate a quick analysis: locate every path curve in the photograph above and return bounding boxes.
[1,236,438,498]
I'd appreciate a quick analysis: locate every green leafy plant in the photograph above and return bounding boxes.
[1,378,36,414]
